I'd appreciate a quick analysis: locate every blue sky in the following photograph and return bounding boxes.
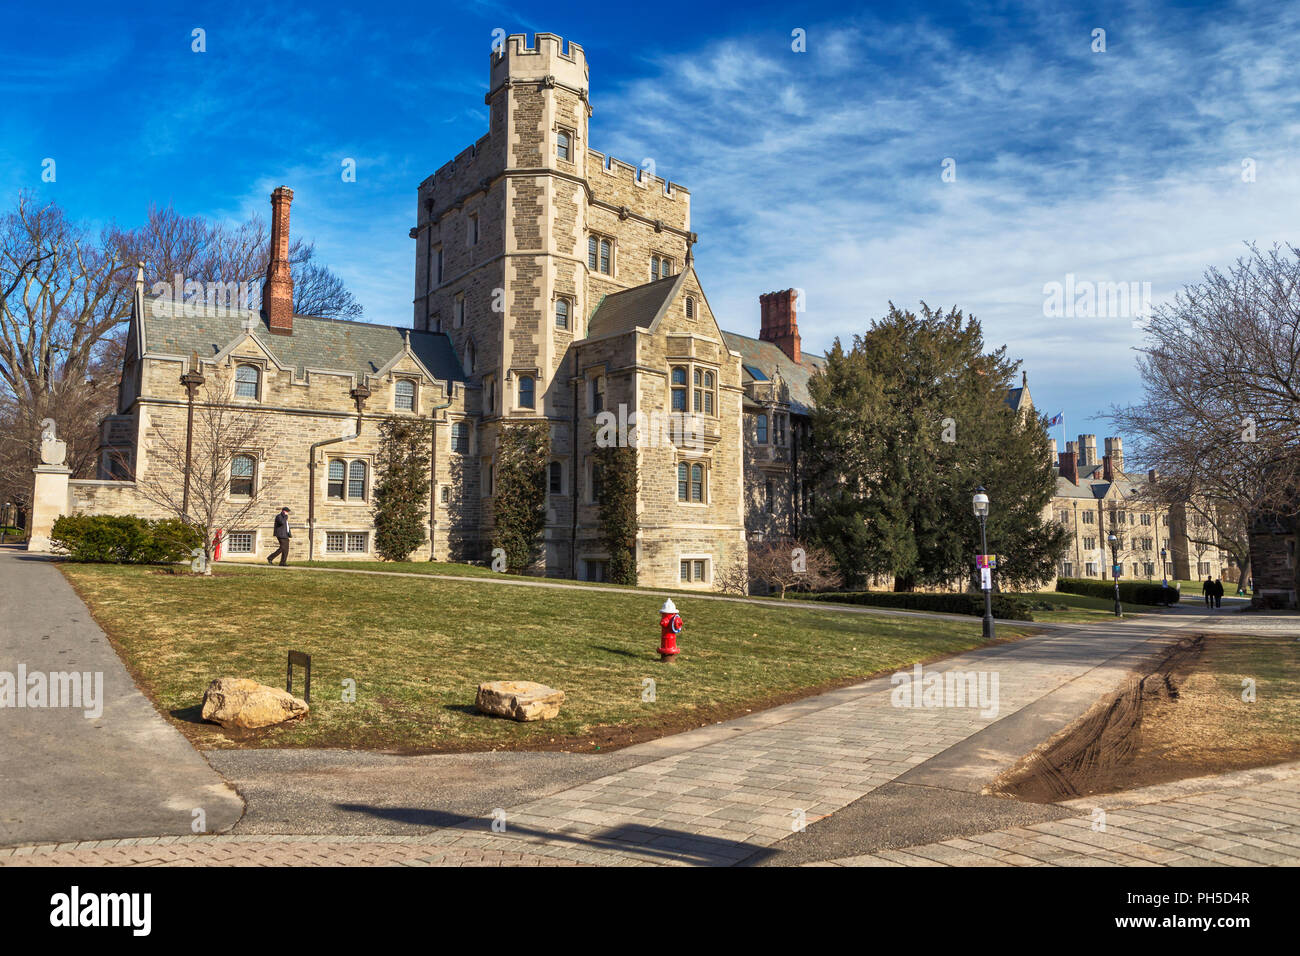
[4,0,1299,440]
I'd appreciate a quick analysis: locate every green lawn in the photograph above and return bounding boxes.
[1009,591,1168,623]
[60,562,1032,752]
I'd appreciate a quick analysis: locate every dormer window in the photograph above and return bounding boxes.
[235,364,260,400]
[394,379,416,412]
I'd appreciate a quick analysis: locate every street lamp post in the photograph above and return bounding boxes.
[973,487,995,639]
[1109,533,1122,618]
[1,502,9,545]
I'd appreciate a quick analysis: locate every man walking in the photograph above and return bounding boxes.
[268,507,292,566]
[1202,576,1213,608]
[1212,576,1224,608]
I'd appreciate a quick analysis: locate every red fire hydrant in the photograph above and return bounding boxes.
[658,599,682,662]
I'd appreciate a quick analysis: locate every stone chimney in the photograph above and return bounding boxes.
[1059,450,1079,485]
[263,186,295,335]
[759,289,801,364]
[1078,434,1098,467]
[1048,437,1058,465]
[1104,436,1124,473]
[1102,455,1114,482]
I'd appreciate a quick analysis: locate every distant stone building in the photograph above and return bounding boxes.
[1247,510,1297,607]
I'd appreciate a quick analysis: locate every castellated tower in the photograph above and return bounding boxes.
[412,33,697,573]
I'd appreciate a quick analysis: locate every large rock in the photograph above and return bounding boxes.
[201,678,309,730]
[476,680,564,722]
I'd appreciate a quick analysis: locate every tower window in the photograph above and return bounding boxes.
[518,375,535,409]
[555,297,570,331]
[454,294,465,329]
[588,235,612,275]
[651,256,674,281]
[468,212,479,246]
[557,129,572,161]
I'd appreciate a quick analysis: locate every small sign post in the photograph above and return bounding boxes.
[287,650,312,703]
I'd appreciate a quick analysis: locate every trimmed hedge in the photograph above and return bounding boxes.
[50,514,203,565]
[1055,576,1178,606]
[806,590,1035,620]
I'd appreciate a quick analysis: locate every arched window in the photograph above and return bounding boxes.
[328,459,345,499]
[677,463,689,502]
[348,460,366,500]
[464,339,475,375]
[702,371,715,415]
[557,129,571,161]
[555,298,570,331]
[230,454,255,497]
[518,375,535,409]
[600,238,611,275]
[685,296,695,319]
[394,379,415,412]
[588,235,612,274]
[670,366,687,411]
[235,364,260,399]
[691,463,704,502]
[756,414,769,444]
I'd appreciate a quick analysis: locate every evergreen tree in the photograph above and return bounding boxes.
[807,303,1067,591]
[492,422,550,573]
[371,416,432,561]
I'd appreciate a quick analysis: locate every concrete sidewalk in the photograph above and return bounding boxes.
[0,549,243,845]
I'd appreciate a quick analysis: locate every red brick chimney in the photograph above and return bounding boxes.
[264,186,294,335]
[759,289,801,364]
[1059,450,1078,485]
[1102,455,1114,482]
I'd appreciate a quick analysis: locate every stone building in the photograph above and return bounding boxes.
[28,33,823,591]
[1044,431,1231,584]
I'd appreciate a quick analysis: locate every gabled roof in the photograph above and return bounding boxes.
[139,297,465,383]
[722,332,826,416]
[586,273,683,339]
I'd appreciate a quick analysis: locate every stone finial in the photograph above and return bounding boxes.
[39,418,66,466]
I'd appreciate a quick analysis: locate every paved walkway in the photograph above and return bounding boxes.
[0,550,243,845]
[3,551,1296,866]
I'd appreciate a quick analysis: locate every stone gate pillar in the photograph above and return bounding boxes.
[27,418,71,552]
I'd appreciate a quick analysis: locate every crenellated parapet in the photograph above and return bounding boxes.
[490,33,588,94]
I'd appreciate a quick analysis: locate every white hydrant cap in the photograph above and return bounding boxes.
[659,598,678,614]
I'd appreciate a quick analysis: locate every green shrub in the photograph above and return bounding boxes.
[1055,577,1177,606]
[806,590,1035,620]
[50,514,202,564]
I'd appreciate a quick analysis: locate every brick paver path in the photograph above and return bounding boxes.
[819,763,1300,867]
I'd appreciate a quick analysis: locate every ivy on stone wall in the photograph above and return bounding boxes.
[372,416,432,562]
[595,443,638,586]
[492,421,550,573]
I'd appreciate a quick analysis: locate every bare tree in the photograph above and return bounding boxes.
[1110,242,1300,594]
[130,376,282,571]
[123,204,362,320]
[0,194,134,511]
[744,538,843,599]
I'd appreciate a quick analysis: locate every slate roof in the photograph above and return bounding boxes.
[140,297,465,383]
[1052,463,1149,501]
[722,332,826,417]
[586,273,683,338]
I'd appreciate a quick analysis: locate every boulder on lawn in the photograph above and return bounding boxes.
[476,680,564,722]
[201,677,309,730]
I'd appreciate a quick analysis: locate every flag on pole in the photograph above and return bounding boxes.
[1048,412,1064,426]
